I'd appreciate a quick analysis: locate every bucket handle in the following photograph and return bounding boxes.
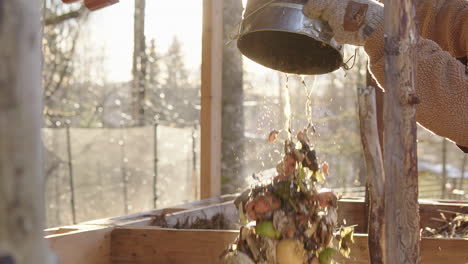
[227,0,279,45]
[342,48,359,74]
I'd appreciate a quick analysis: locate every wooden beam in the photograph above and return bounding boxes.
[200,0,223,199]
[43,199,466,264]
[384,0,420,263]
[110,227,468,264]
[111,227,237,264]
[358,85,385,264]
[0,1,52,263]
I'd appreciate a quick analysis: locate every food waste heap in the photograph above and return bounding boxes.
[223,129,354,264]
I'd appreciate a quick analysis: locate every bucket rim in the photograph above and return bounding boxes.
[237,28,344,60]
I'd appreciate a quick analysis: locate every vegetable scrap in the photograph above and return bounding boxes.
[222,128,355,264]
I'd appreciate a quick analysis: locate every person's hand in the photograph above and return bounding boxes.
[303,0,383,46]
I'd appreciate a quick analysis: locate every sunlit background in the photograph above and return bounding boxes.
[42,0,467,228]
[81,0,269,82]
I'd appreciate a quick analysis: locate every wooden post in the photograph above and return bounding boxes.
[200,0,223,199]
[153,123,159,208]
[441,139,448,199]
[363,67,384,239]
[192,126,199,200]
[358,85,385,264]
[0,0,52,263]
[459,155,466,191]
[384,0,420,263]
[66,126,77,224]
[119,130,129,215]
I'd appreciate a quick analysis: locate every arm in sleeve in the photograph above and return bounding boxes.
[364,25,468,148]
[416,0,468,59]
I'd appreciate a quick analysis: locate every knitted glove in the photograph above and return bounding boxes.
[303,0,383,46]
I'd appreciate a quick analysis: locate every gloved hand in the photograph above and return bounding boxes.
[303,0,383,46]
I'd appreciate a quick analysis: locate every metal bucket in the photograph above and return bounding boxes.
[237,0,344,75]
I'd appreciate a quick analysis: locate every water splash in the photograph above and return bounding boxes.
[283,74,292,140]
[301,75,318,146]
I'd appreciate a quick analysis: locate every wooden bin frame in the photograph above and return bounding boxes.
[46,196,468,264]
[0,0,466,263]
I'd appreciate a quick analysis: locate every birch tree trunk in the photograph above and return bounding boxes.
[0,0,51,263]
[358,85,385,264]
[384,0,420,263]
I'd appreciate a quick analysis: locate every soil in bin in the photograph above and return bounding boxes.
[151,213,234,230]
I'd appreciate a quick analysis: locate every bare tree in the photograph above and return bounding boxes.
[42,0,88,127]
[221,0,245,193]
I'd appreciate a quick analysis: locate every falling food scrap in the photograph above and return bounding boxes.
[223,127,354,264]
[322,162,330,177]
[268,130,279,143]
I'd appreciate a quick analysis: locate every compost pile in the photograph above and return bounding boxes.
[422,212,468,239]
[151,213,234,230]
[223,128,354,264]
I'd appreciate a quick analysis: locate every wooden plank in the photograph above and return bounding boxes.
[111,227,237,264]
[336,199,367,233]
[44,199,466,263]
[200,0,223,199]
[110,227,468,264]
[420,237,468,263]
[358,84,385,263]
[47,226,113,264]
[384,0,420,262]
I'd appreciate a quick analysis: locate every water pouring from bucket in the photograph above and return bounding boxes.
[237,0,344,75]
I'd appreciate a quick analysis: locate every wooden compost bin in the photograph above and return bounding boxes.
[46,195,468,264]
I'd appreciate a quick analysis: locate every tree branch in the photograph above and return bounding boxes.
[44,7,85,26]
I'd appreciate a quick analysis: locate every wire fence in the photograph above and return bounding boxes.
[42,125,467,228]
[43,125,199,228]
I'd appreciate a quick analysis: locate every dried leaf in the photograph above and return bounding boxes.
[238,202,248,226]
[339,226,355,258]
[315,171,325,184]
[295,141,303,150]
